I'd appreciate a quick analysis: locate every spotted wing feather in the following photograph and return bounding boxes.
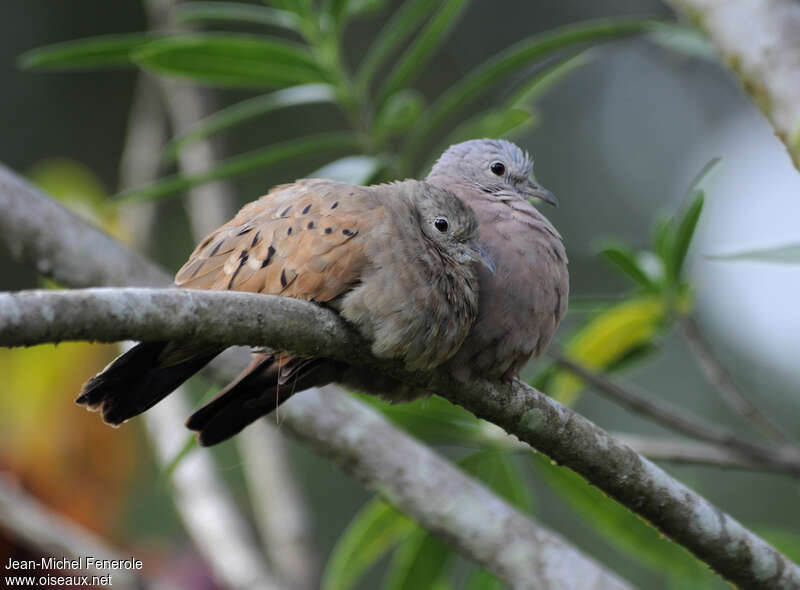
[175,179,378,303]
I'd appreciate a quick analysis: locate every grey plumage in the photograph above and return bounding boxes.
[427,139,569,382]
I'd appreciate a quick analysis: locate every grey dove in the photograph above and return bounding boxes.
[78,139,568,446]
[427,139,569,383]
[77,178,487,445]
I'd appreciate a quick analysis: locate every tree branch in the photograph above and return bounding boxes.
[1,285,799,588]
[0,165,630,589]
[677,314,794,444]
[549,351,800,476]
[663,0,800,169]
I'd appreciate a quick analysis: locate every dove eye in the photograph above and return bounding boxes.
[490,161,505,176]
[433,217,449,233]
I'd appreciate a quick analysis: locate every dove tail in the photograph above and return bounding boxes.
[76,341,220,426]
[186,354,342,446]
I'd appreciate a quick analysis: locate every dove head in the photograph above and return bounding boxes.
[428,138,558,207]
[414,185,495,273]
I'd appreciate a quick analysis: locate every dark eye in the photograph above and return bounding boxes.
[433,217,449,233]
[490,161,505,176]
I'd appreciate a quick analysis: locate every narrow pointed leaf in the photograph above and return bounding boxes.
[507,50,594,107]
[647,22,715,61]
[670,192,704,279]
[383,529,451,590]
[164,84,335,159]
[19,33,154,70]
[375,0,469,110]
[322,499,415,590]
[531,453,715,585]
[707,243,800,264]
[356,0,439,89]
[133,34,327,88]
[173,2,301,30]
[325,0,385,31]
[600,243,660,292]
[460,451,534,512]
[116,132,360,202]
[403,18,654,163]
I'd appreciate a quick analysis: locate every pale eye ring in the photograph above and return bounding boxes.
[433,217,449,233]
[490,161,506,176]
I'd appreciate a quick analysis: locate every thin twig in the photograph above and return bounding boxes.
[677,314,794,443]
[548,350,800,476]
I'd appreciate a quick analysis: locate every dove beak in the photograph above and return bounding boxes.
[470,241,496,275]
[523,179,559,207]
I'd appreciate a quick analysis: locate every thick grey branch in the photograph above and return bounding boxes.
[0,166,629,589]
[2,286,799,588]
[664,0,800,169]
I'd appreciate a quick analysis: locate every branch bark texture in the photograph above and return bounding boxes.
[664,0,800,169]
[2,286,799,588]
[0,166,630,588]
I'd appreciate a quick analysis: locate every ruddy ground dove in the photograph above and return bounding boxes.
[78,177,487,443]
[78,139,569,446]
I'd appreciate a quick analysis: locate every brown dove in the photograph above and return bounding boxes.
[77,178,488,444]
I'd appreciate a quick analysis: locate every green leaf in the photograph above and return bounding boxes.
[322,499,415,590]
[133,34,327,88]
[375,0,469,110]
[464,569,506,590]
[373,89,426,139]
[117,132,360,202]
[360,394,490,447]
[19,33,154,70]
[442,108,536,147]
[460,451,534,512]
[669,191,704,280]
[164,84,335,160]
[403,18,654,165]
[654,216,673,264]
[531,453,716,585]
[356,0,439,90]
[599,243,660,292]
[310,155,383,184]
[382,528,451,590]
[157,435,198,486]
[507,50,594,108]
[325,0,385,31]
[546,296,667,405]
[646,22,715,61]
[173,2,301,31]
[707,243,800,264]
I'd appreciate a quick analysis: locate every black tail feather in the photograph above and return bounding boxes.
[187,355,342,446]
[77,341,220,425]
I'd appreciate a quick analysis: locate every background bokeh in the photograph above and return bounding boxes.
[1,1,798,589]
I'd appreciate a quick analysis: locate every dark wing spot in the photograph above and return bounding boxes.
[331,201,338,209]
[251,231,260,248]
[238,250,248,261]
[209,240,224,256]
[280,268,288,287]
[324,227,332,234]
[236,225,253,236]
[287,227,293,235]
[302,204,311,214]
[189,262,203,279]
[261,245,275,268]
[342,229,356,237]
[228,255,248,288]
[280,206,292,217]
[307,221,315,229]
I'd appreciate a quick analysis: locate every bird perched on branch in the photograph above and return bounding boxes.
[78,139,568,446]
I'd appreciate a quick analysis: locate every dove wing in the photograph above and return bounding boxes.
[175,179,380,303]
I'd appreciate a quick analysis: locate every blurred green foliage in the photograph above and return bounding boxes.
[18,1,782,588]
